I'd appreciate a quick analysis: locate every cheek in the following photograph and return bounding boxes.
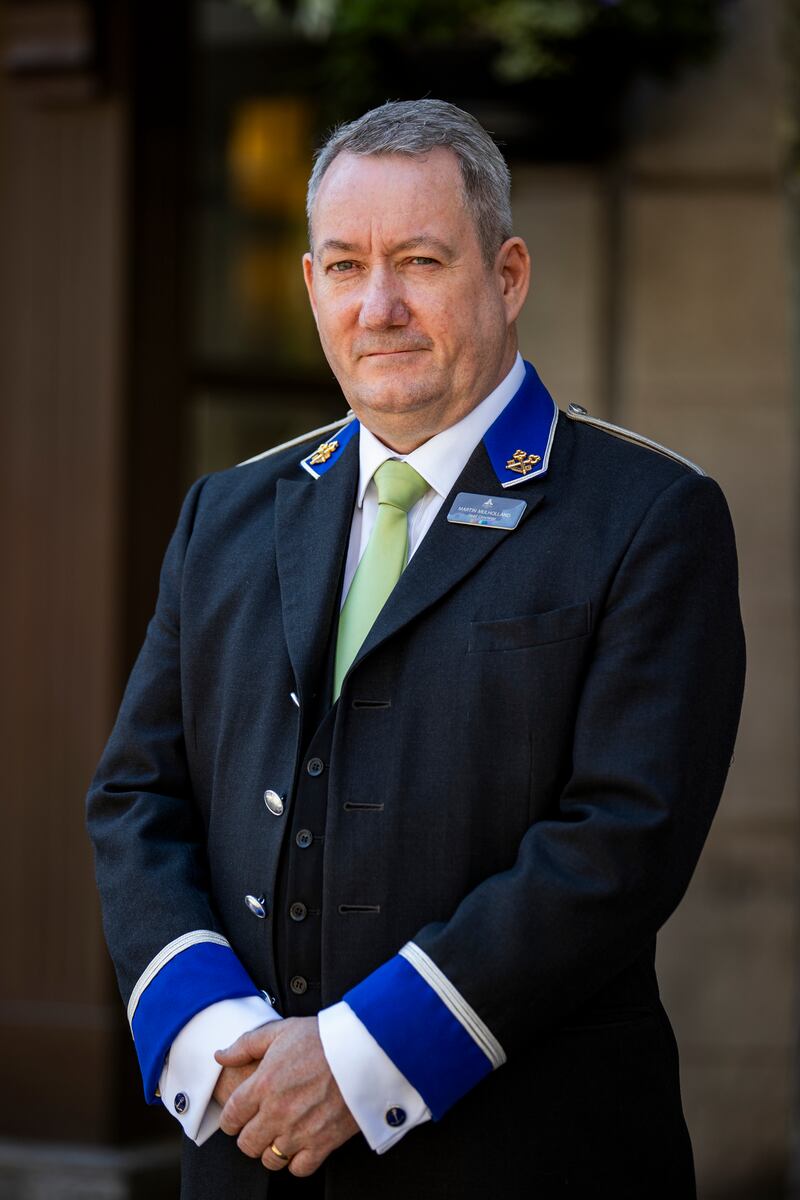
[415,279,495,350]
[315,300,354,348]
[415,296,461,344]
[431,309,481,361]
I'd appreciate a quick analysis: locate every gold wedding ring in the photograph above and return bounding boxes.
[269,1142,290,1162]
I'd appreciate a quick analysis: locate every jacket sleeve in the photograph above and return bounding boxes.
[341,470,746,1120]
[86,476,261,1102]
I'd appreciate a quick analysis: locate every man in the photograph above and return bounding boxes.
[87,99,745,1199]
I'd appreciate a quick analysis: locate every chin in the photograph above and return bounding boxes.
[349,377,443,417]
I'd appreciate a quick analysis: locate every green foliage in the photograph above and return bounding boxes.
[233,0,728,111]
[331,0,480,42]
[479,0,725,81]
[481,0,592,81]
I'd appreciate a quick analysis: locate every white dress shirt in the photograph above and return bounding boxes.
[159,352,525,1151]
[341,352,526,598]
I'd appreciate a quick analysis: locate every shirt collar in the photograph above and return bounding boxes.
[356,352,526,507]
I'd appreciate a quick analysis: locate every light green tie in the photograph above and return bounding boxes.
[334,459,429,700]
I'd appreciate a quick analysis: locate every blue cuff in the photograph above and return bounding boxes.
[344,954,492,1119]
[130,942,260,1101]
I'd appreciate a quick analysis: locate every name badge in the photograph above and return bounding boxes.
[447,492,527,530]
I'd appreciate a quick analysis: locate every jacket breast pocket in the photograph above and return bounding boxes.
[468,601,591,653]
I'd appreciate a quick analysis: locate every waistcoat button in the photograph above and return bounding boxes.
[263,789,285,816]
[306,757,325,777]
[289,901,307,922]
[296,829,313,849]
[290,975,308,995]
[245,894,267,918]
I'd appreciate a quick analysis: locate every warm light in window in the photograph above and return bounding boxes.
[227,96,311,216]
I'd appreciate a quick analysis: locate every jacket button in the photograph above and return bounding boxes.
[174,1092,190,1115]
[245,894,267,918]
[296,829,313,849]
[290,975,308,995]
[289,901,307,922]
[263,789,285,816]
[306,757,325,777]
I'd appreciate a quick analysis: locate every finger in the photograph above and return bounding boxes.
[261,1139,293,1172]
[219,1077,261,1136]
[214,1045,253,1067]
[214,1059,261,1109]
[289,1148,323,1178]
[235,1108,281,1159]
[215,1022,280,1067]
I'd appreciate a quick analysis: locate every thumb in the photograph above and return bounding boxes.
[214,1020,281,1066]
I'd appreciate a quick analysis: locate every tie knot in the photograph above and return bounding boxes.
[373,459,429,514]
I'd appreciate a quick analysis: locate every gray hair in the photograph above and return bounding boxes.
[306,99,513,267]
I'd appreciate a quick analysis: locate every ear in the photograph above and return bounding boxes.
[495,237,531,326]
[302,251,318,324]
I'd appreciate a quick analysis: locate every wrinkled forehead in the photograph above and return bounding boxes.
[308,148,473,251]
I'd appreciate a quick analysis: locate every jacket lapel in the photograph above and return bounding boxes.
[274,362,561,697]
[274,437,359,702]
[348,438,548,678]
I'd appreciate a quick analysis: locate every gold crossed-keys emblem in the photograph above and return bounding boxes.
[506,449,542,475]
[309,439,340,465]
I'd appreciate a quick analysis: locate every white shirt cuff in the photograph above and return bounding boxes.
[158,994,280,1145]
[318,1000,431,1154]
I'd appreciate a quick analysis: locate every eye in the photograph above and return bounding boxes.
[409,256,437,266]
[328,260,357,273]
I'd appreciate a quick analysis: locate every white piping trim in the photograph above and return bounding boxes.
[127,930,231,1027]
[399,942,506,1069]
[300,456,321,480]
[566,409,706,476]
[237,414,355,467]
[501,394,559,489]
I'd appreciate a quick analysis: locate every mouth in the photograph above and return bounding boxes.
[361,348,428,358]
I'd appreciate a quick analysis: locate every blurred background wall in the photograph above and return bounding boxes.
[0,1,796,1196]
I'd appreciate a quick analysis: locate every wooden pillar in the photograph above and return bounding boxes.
[784,0,800,1187]
[0,0,189,1191]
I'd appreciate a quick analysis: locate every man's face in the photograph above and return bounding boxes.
[303,148,529,446]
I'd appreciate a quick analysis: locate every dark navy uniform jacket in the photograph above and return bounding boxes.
[87,364,745,1199]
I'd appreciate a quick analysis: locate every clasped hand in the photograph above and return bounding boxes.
[214,1017,358,1176]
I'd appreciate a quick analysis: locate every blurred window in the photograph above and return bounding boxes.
[189,1,338,479]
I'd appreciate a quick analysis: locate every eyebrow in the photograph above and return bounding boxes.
[316,235,455,260]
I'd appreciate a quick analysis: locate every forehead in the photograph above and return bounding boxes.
[310,148,475,249]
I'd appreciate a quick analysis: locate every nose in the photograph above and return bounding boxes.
[359,265,410,330]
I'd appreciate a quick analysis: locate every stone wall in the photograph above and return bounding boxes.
[514,2,798,1194]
